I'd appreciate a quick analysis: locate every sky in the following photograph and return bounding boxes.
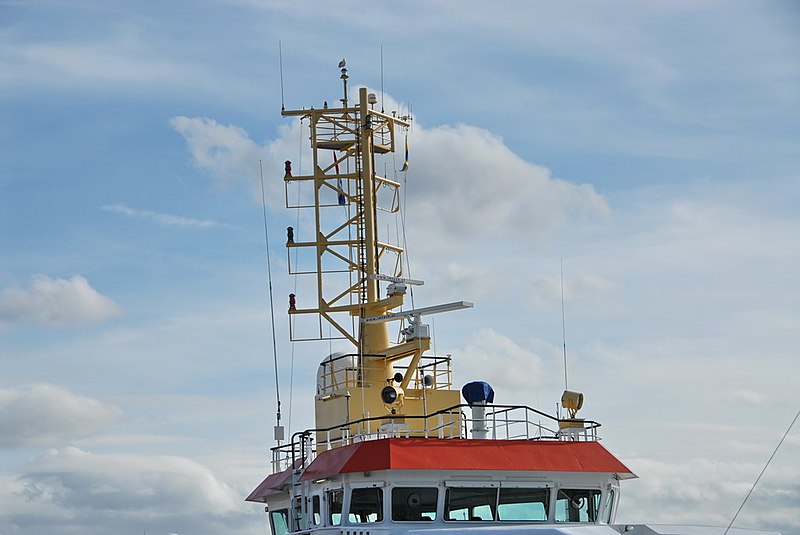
[1,1,799,534]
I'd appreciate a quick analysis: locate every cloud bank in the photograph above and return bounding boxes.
[1,447,248,534]
[0,385,122,448]
[0,275,123,328]
[620,454,800,534]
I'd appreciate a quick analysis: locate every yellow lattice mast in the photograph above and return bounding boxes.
[281,64,469,446]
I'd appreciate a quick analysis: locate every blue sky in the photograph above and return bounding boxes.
[1,1,799,534]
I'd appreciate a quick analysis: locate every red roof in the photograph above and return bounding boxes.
[246,459,303,503]
[300,438,635,481]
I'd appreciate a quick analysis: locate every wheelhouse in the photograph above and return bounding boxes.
[248,434,634,535]
[262,474,622,535]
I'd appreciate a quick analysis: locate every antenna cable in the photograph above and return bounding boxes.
[259,160,283,442]
[723,407,799,535]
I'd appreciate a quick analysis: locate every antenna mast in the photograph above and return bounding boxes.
[279,62,468,445]
[281,62,409,353]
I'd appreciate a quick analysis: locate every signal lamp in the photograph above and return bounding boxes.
[561,390,584,418]
[380,385,404,410]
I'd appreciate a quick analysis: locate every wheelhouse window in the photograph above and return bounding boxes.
[312,495,321,525]
[445,487,497,521]
[392,487,438,521]
[497,488,549,521]
[555,489,602,523]
[348,487,383,523]
[269,508,290,535]
[327,489,343,526]
[445,486,552,522]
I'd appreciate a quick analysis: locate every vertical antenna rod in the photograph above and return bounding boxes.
[380,45,385,113]
[339,59,348,107]
[278,41,285,111]
[561,259,568,391]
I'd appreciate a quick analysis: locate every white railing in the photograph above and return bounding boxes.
[270,404,600,474]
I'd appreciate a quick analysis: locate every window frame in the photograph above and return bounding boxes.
[326,488,344,526]
[444,486,499,521]
[497,487,550,522]
[347,486,384,524]
[312,494,321,526]
[269,508,290,535]
[391,486,440,522]
[554,488,603,523]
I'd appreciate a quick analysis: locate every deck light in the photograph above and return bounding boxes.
[561,390,584,418]
[381,386,398,404]
[380,385,404,410]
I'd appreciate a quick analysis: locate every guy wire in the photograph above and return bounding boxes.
[723,407,800,535]
[259,160,282,438]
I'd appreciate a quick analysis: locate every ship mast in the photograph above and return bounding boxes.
[281,67,407,351]
[281,64,468,440]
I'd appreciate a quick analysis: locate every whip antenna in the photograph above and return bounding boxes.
[259,160,284,444]
[561,259,569,391]
[278,41,285,111]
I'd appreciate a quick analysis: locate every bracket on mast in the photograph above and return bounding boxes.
[367,274,424,286]
[361,301,474,325]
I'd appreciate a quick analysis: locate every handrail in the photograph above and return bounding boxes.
[316,353,454,392]
[270,403,602,473]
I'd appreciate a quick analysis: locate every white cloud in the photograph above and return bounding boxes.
[171,107,610,256]
[0,275,123,328]
[170,115,305,208]
[170,116,260,185]
[618,455,800,533]
[403,122,610,252]
[101,203,224,229]
[453,328,547,395]
[26,447,240,514]
[0,385,122,448]
[530,272,615,310]
[0,447,252,534]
